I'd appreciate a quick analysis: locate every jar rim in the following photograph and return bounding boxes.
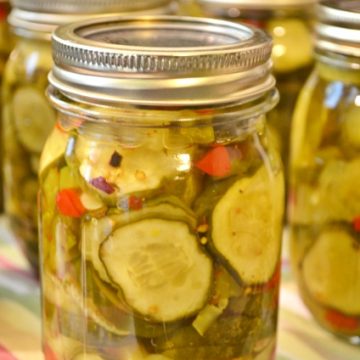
[47,85,279,126]
[315,0,360,58]
[8,2,175,40]
[197,0,318,10]
[10,0,171,13]
[50,15,275,107]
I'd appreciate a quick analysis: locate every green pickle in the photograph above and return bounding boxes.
[40,16,284,359]
[288,0,360,343]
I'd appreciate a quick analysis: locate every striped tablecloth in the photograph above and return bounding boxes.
[0,216,359,360]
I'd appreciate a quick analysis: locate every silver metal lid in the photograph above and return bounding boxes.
[316,0,360,58]
[197,0,317,11]
[49,15,275,107]
[9,0,174,39]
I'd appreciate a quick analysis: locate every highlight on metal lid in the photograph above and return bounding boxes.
[10,0,171,13]
[315,0,360,58]
[197,0,318,11]
[9,0,174,39]
[49,15,275,107]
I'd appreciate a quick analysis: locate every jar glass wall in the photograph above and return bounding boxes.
[40,16,284,359]
[288,0,360,344]
[3,37,53,269]
[41,95,284,360]
[288,59,360,343]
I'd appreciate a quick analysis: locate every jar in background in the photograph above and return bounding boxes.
[2,0,175,273]
[177,0,204,15]
[288,0,360,343]
[0,0,12,212]
[40,16,284,359]
[197,0,316,167]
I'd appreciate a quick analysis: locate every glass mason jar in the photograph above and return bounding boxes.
[2,0,175,273]
[196,0,316,167]
[288,0,360,343]
[40,16,284,360]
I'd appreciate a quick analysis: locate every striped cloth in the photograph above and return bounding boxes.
[0,216,359,360]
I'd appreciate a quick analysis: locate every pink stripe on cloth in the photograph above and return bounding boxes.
[0,254,36,282]
[0,344,18,360]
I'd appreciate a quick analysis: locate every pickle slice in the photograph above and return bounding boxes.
[290,71,327,169]
[267,18,312,73]
[211,166,284,284]
[100,218,213,322]
[341,103,360,149]
[82,202,197,284]
[43,272,131,336]
[302,229,360,315]
[76,136,183,196]
[40,126,69,174]
[12,86,56,153]
[73,354,104,360]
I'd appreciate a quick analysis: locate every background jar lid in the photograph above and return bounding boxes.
[9,0,174,39]
[49,15,275,107]
[10,0,171,13]
[315,0,360,58]
[197,0,318,11]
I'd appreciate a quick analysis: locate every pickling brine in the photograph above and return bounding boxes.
[288,0,360,344]
[40,16,284,359]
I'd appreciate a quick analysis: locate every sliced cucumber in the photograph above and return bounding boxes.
[290,70,325,169]
[40,126,69,175]
[211,166,284,285]
[47,335,83,360]
[100,218,213,322]
[76,135,192,196]
[12,86,56,153]
[73,354,104,360]
[341,103,360,149]
[82,201,197,284]
[302,229,360,315]
[44,271,131,337]
[82,217,115,283]
[267,18,312,73]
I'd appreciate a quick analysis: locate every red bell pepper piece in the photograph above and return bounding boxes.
[43,343,58,360]
[352,216,360,232]
[325,309,359,331]
[196,145,231,177]
[56,188,86,218]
